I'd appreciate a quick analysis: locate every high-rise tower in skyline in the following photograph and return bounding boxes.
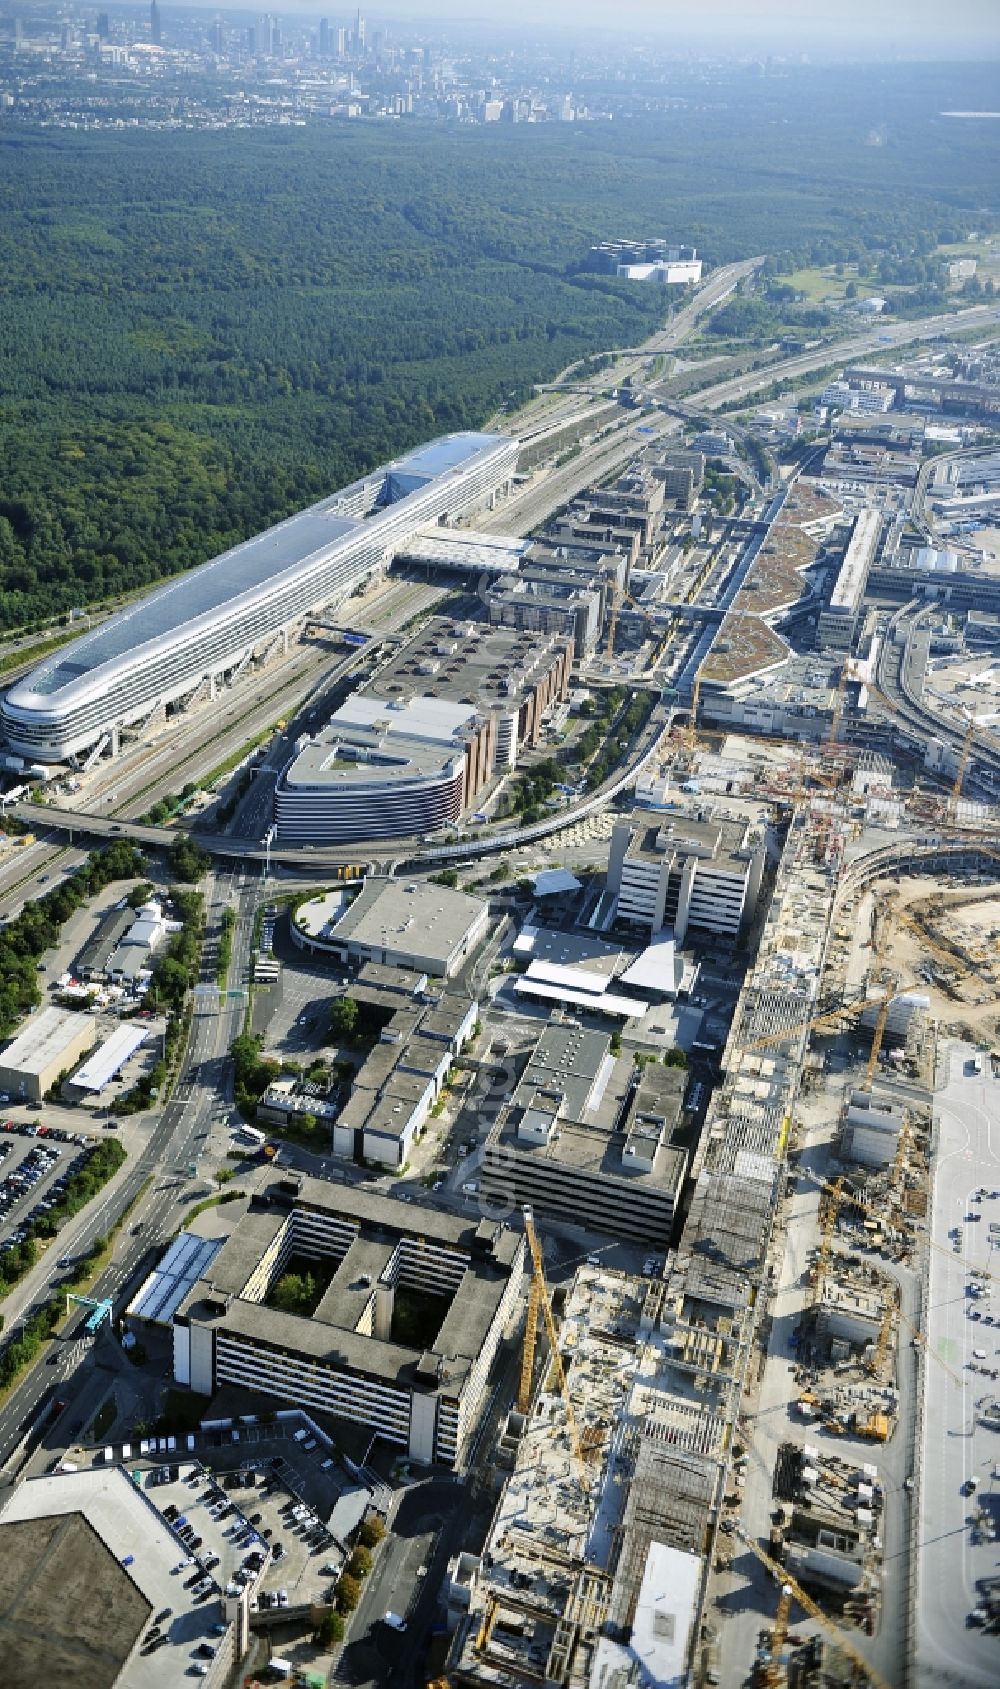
[149,0,161,45]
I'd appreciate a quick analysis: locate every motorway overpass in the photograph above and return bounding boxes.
[12,705,671,875]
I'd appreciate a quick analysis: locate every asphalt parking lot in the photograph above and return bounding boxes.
[257,941,343,1062]
[140,1451,348,1615]
[917,1042,1000,1686]
[0,1125,88,1251]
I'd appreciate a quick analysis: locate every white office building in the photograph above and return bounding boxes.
[608,808,765,942]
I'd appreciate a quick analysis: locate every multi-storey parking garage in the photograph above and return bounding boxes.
[1,432,518,764]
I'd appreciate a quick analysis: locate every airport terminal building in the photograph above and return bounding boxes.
[1,433,518,764]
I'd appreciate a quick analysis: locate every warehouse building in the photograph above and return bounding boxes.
[608,808,766,942]
[172,1177,525,1467]
[0,1006,98,1103]
[480,1025,688,1246]
[64,1021,151,1101]
[293,879,489,978]
[75,905,134,982]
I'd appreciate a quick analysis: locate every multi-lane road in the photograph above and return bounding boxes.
[0,861,260,1465]
[683,301,1000,412]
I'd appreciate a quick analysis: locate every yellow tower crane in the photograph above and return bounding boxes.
[811,1176,844,1299]
[861,988,895,1093]
[868,1295,897,1381]
[475,1596,498,1656]
[517,1268,542,1414]
[951,708,977,809]
[519,1207,592,1493]
[737,1530,892,1689]
[758,1581,794,1689]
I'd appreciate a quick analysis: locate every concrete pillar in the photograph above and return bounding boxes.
[607,821,632,901]
[109,726,119,759]
[374,1282,394,1342]
[673,859,696,943]
[208,672,217,701]
[743,846,766,931]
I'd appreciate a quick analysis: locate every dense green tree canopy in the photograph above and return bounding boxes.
[0,65,993,632]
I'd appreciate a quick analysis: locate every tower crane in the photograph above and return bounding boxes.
[757,1580,794,1689]
[951,708,977,809]
[868,1294,898,1381]
[737,1529,892,1689]
[519,1207,592,1493]
[811,1176,843,1299]
[861,988,895,1093]
[800,1165,990,1281]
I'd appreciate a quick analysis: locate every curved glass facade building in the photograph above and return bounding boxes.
[2,432,517,763]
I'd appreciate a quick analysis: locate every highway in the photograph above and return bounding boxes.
[503,256,764,430]
[677,302,1000,412]
[875,604,1000,797]
[0,860,260,1466]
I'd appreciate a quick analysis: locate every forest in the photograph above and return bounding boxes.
[0,58,995,632]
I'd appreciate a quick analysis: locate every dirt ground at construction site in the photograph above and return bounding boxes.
[869,874,1000,1043]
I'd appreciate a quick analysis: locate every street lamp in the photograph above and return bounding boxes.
[263,824,276,885]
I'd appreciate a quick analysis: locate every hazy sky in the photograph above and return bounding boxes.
[322,1,1000,57]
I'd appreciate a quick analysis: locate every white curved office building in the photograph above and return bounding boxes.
[1,433,517,764]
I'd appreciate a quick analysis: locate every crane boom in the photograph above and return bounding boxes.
[952,709,976,805]
[521,1208,592,1491]
[862,989,894,1092]
[737,1530,892,1689]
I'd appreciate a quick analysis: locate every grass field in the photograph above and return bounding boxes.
[780,266,883,303]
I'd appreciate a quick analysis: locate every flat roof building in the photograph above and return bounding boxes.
[481,1025,688,1247]
[817,509,881,653]
[367,615,573,772]
[293,879,489,979]
[608,807,766,943]
[275,616,572,843]
[486,570,603,658]
[0,1465,241,1689]
[0,1006,98,1103]
[172,1177,525,1468]
[261,960,478,1170]
[275,697,476,846]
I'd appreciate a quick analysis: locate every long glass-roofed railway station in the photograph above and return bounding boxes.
[1,432,517,764]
